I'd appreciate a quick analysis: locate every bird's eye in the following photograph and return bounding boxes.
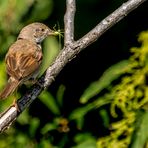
[41,28,45,31]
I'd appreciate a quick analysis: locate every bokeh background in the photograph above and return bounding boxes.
[0,0,148,147]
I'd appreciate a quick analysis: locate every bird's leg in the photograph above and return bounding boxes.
[12,99,20,112]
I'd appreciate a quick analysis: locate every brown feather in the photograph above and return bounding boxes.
[0,78,20,100]
[5,40,42,80]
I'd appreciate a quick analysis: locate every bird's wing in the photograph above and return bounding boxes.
[5,39,42,80]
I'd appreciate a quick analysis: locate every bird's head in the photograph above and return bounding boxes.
[18,22,58,44]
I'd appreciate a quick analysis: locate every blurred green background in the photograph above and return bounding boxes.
[0,0,148,148]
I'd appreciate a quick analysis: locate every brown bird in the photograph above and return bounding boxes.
[0,22,57,100]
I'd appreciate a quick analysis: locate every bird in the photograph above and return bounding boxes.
[0,22,57,100]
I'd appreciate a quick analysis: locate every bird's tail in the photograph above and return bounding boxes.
[0,78,20,100]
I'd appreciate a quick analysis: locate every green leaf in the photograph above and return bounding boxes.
[69,104,93,129]
[73,139,96,148]
[99,109,110,128]
[80,60,129,104]
[56,84,66,107]
[70,94,112,129]
[38,139,53,148]
[130,110,148,148]
[73,133,97,148]
[39,91,60,115]
[29,118,40,137]
[41,123,57,134]
[69,104,93,120]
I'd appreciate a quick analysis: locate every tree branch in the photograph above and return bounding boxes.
[0,0,146,132]
[76,0,147,49]
[64,0,76,45]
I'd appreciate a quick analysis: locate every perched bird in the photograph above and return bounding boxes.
[0,22,57,100]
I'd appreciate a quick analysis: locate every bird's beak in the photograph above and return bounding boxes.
[47,29,59,36]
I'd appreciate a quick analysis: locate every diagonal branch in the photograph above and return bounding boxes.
[76,0,147,49]
[0,0,146,132]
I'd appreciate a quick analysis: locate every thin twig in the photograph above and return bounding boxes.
[0,0,146,132]
[64,0,76,45]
